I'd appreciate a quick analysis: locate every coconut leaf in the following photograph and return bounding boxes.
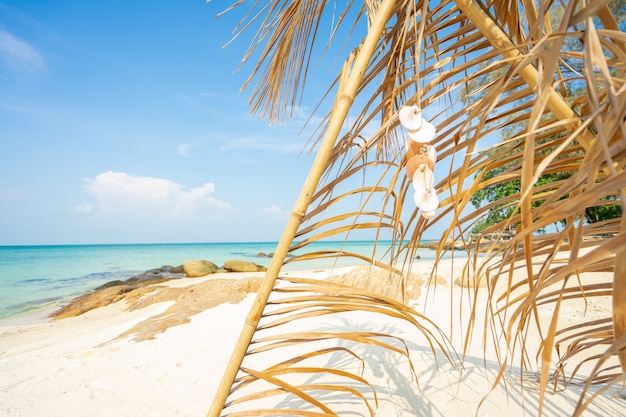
[208,1,626,416]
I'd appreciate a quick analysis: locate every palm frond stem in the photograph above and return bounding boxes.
[207,2,400,415]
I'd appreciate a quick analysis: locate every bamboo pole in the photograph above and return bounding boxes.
[206,1,398,415]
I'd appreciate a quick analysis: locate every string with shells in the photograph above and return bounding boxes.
[399,105,438,219]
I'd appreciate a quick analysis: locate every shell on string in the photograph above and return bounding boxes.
[407,120,436,143]
[413,187,439,212]
[412,164,435,190]
[399,105,424,131]
[400,104,438,212]
[406,143,437,180]
[406,154,435,179]
[406,142,437,166]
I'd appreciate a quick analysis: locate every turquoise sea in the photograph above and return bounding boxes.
[0,241,444,320]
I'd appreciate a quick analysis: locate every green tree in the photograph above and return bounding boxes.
[469,142,622,235]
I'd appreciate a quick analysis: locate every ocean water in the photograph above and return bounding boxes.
[0,241,443,320]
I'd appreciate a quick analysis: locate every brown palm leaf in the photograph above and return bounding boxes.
[208,1,626,416]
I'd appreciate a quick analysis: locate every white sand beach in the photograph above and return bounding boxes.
[1,258,625,417]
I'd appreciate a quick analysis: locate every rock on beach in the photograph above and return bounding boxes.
[223,259,267,273]
[183,260,219,277]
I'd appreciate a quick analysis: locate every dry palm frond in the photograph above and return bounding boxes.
[209,1,626,416]
[219,276,455,415]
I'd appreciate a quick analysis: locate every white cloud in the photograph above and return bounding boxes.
[81,171,230,218]
[0,29,44,72]
[178,140,210,157]
[178,143,193,157]
[263,204,289,216]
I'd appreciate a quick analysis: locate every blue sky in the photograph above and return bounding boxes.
[0,0,348,245]
[1,1,460,246]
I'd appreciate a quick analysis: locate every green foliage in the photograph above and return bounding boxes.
[469,153,623,235]
[469,164,519,234]
[586,195,623,223]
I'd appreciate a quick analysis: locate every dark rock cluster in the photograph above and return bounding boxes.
[51,259,267,320]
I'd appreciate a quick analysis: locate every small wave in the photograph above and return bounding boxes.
[57,270,140,283]
[17,278,50,284]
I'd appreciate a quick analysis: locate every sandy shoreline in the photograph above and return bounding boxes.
[1,259,625,416]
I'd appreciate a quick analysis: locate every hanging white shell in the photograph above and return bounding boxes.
[399,105,423,131]
[401,104,439,211]
[412,164,435,190]
[407,120,436,143]
[413,187,439,212]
